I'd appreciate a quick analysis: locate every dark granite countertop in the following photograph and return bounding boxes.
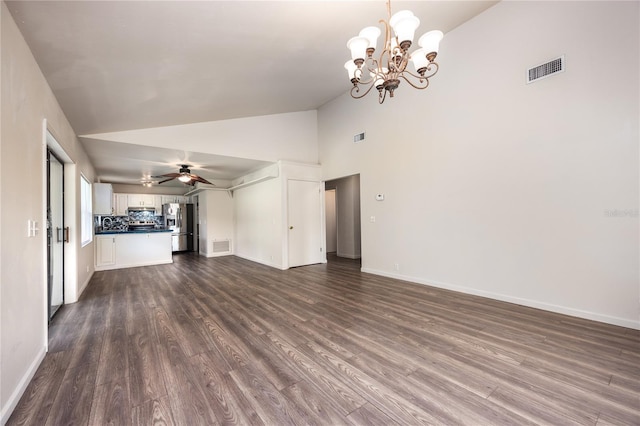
[95,228,173,235]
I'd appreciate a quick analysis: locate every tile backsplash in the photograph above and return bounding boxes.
[95,213,163,231]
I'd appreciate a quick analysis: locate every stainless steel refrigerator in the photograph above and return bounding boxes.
[163,203,194,252]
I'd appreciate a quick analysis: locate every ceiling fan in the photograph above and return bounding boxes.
[153,164,214,186]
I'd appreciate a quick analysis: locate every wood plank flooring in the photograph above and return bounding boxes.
[8,253,640,425]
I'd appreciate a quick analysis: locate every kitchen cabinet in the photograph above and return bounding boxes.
[93,183,113,215]
[95,235,116,267]
[112,193,190,214]
[153,195,163,213]
[128,194,155,207]
[161,195,190,204]
[114,194,128,216]
[95,231,172,271]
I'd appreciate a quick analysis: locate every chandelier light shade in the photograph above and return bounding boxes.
[178,174,192,183]
[345,1,444,103]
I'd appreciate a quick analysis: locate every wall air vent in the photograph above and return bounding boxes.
[527,55,565,84]
[213,239,231,254]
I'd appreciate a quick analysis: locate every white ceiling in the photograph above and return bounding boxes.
[6,0,497,187]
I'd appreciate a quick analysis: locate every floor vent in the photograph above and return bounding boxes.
[527,55,564,84]
[213,239,231,253]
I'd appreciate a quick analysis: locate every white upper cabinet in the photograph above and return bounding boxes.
[153,195,163,212]
[94,183,113,215]
[128,194,155,207]
[114,194,128,216]
[160,195,190,204]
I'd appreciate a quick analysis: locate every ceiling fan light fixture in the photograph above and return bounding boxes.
[154,164,214,186]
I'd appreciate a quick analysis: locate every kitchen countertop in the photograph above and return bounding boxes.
[96,228,173,235]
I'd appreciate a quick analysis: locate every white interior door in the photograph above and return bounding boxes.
[288,179,323,268]
[47,150,64,320]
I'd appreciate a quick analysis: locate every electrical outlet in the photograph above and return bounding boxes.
[370,216,376,223]
[394,263,400,271]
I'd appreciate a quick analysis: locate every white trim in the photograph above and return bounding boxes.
[42,120,49,350]
[203,252,233,258]
[77,270,95,299]
[0,347,46,425]
[95,259,173,272]
[79,174,92,247]
[361,267,640,331]
[336,252,361,260]
[234,253,286,270]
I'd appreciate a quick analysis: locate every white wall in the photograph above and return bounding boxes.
[233,161,323,269]
[1,2,97,421]
[318,1,639,329]
[112,183,199,195]
[198,190,234,257]
[234,177,283,268]
[82,110,319,164]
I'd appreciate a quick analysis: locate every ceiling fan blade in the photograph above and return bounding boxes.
[192,175,214,185]
[152,173,180,178]
[158,177,177,184]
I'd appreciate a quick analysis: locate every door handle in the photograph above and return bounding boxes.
[289,226,294,230]
[56,227,63,242]
[64,227,70,243]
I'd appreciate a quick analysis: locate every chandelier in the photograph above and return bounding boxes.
[345,1,443,104]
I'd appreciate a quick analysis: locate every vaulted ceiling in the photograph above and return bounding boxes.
[6,0,497,186]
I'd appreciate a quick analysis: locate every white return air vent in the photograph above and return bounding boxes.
[212,239,231,254]
[527,55,565,84]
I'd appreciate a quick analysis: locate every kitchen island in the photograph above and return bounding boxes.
[95,228,173,271]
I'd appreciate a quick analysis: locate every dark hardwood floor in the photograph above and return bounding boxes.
[8,253,639,425]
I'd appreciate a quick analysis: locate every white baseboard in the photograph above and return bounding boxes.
[77,270,94,299]
[1,346,46,424]
[204,251,232,258]
[336,252,361,259]
[361,267,640,330]
[95,259,173,271]
[234,253,286,270]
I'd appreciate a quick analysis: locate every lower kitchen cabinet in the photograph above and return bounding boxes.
[95,235,116,267]
[95,231,172,271]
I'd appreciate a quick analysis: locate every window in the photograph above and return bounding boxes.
[81,174,93,246]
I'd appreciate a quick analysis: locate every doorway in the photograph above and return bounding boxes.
[325,189,337,253]
[324,174,361,263]
[47,149,65,321]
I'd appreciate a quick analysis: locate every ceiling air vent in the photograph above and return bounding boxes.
[527,55,565,84]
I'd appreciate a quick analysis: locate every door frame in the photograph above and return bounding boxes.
[46,148,65,321]
[42,123,76,344]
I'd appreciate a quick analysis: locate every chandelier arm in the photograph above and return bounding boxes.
[399,73,430,90]
[361,56,382,83]
[401,62,439,82]
[354,67,374,85]
[350,81,378,99]
[419,62,440,80]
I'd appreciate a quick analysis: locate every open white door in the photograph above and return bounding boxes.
[288,179,323,268]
